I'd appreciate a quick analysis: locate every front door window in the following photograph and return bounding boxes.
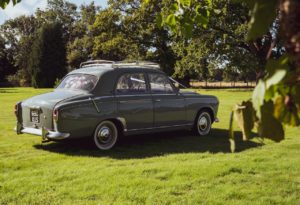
[148,73,174,94]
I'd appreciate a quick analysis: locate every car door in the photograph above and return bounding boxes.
[148,72,187,127]
[115,72,154,130]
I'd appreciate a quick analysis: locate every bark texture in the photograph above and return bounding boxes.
[280,0,300,78]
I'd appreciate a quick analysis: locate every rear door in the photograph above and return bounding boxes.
[115,72,154,130]
[148,72,187,127]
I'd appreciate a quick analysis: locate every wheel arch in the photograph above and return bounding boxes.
[195,107,215,124]
[99,117,125,136]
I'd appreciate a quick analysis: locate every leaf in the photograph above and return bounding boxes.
[204,0,212,8]
[234,101,255,141]
[229,111,235,152]
[265,55,289,76]
[265,69,287,89]
[264,84,277,101]
[156,13,163,28]
[246,0,279,40]
[194,14,208,28]
[196,5,210,18]
[257,101,284,142]
[274,95,300,126]
[179,0,191,8]
[165,14,177,31]
[213,9,221,15]
[294,85,300,118]
[252,80,266,118]
[181,16,193,38]
[0,0,8,9]
[170,3,179,12]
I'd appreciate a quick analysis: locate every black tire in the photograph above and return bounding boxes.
[93,120,118,150]
[194,111,212,136]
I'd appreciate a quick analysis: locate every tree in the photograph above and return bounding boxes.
[160,0,300,149]
[91,7,137,61]
[0,15,38,85]
[0,36,14,83]
[67,2,100,69]
[35,0,78,42]
[28,22,67,88]
[107,0,177,74]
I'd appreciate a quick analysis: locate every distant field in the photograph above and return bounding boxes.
[190,81,256,88]
[0,88,299,204]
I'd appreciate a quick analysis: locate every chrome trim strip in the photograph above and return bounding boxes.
[126,123,193,132]
[19,127,70,140]
[114,93,178,97]
[90,98,100,112]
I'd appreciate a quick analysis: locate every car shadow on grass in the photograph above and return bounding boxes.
[34,128,262,159]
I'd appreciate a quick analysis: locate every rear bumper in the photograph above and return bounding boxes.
[15,126,70,140]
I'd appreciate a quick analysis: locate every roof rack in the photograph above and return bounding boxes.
[79,59,161,69]
[80,60,114,68]
[113,60,160,69]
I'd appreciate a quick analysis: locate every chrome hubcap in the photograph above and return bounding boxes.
[198,116,208,131]
[98,126,111,143]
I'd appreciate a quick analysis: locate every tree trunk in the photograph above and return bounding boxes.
[176,75,191,88]
[280,0,300,81]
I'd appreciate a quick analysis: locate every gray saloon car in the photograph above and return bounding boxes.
[15,60,219,150]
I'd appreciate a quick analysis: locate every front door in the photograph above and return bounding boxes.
[148,73,186,127]
[115,72,153,130]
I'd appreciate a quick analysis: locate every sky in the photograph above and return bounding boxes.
[0,0,107,25]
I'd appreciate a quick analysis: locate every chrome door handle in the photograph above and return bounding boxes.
[154,99,161,102]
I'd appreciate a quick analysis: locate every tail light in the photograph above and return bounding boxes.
[53,109,59,122]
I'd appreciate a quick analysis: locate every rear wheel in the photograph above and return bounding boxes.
[93,121,118,150]
[194,111,212,136]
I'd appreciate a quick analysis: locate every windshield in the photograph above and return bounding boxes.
[56,74,98,92]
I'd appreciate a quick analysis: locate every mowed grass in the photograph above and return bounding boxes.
[0,88,299,205]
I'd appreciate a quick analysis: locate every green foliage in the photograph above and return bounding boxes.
[29,22,67,88]
[234,101,255,141]
[161,0,212,38]
[0,0,20,9]
[53,78,61,88]
[0,36,15,83]
[258,100,284,142]
[244,0,279,40]
[159,0,298,144]
[67,2,99,69]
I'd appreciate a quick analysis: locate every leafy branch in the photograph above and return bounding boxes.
[159,0,300,151]
[0,0,20,9]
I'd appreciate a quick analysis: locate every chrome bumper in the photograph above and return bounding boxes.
[16,126,70,140]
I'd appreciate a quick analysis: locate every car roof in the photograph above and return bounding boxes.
[67,64,166,95]
[68,64,164,77]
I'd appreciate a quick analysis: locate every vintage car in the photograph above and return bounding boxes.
[15,60,219,150]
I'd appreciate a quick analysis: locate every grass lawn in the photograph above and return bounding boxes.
[0,88,299,204]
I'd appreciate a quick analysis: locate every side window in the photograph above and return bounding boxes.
[116,73,147,94]
[149,73,174,94]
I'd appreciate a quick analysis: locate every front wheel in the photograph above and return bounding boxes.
[195,111,212,136]
[93,121,118,150]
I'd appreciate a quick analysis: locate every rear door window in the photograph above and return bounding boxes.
[115,73,147,94]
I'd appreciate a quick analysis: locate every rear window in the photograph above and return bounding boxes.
[56,74,98,92]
